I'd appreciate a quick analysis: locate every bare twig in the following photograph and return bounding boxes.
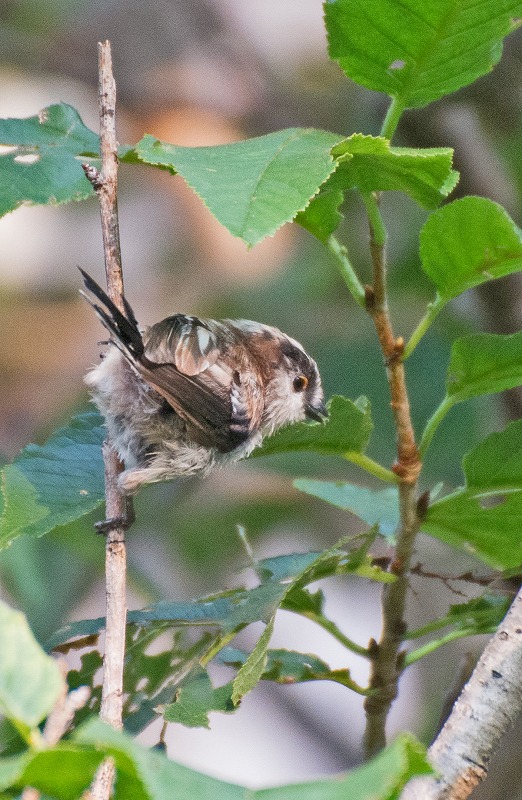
[362,193,422,757]
[401,588,522,800]
[84,40,130,800]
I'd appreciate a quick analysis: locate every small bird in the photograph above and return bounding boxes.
[80,270,327,494]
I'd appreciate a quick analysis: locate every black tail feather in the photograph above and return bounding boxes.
[79,268,144,359]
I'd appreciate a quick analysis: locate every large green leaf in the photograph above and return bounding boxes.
[0,103,98,216]
[253,395,372,458]
[73,720,431,800]
[294,481,399,537]
[0,600,64,728]
[297,136,457,243]
[7,747,104,800]
[423,421,522,568]
[446,331,522,402]
[135,128,342,246]
[0,412,105,550]
[420,197,522,301]
[325,0,522,109]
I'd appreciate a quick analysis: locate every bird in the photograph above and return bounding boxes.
[80,269,327,495]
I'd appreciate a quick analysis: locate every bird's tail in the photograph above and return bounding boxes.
[79,268,144,360]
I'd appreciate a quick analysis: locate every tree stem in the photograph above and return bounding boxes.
[362,191,422,759]
[87,40,129,800]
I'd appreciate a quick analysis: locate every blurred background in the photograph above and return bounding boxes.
[1,1,522,796]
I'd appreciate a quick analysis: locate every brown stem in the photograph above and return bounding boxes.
[86,40,130,800]
[363,196,422,758]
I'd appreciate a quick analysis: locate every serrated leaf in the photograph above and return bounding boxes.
[0,103,98,216]
[135,128,342,246]
[294,481,399,537]
[162,667,234,728]
[221,647,361,692]
[420,197,522,301]
[0,412,105,550]
[253,395,372,458]
[325,0,522,109]
[406,593,511,640]
[333,135,458,207]
[446,331,522,402]
[0,600,64,727]
[232,616,275,705]
[423,421,522,568]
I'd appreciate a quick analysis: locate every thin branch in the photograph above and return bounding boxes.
[400,588,522,800]
[84,40,130,800]
[361,191,422,758]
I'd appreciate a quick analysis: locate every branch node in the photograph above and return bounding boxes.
[82,162,103,191]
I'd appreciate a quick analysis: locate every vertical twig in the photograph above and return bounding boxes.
[84,40,129,800]
[362,192,422,757]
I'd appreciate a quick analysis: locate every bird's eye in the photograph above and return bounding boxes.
[293,374,308,392]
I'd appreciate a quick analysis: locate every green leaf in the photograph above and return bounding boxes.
[447,331,522,402]
[253,395,372,458]
[258,733,432,800]
[75,718,246,800]
[232,616,275,705]
[406,593,511,640]
[325,0,522,109]
[464,418,522,492]
[0,103,98,216]
[423,421,522,568]
[333,135,458,208]
[420,197,522,301]
[135,128,342,246]
[11,747,104,800]
[221,647,362,692]
[0,600,64,728]
[294,481,399,537]
[162,667,234,728]
[74,720,431,800]
[0,412,105,550]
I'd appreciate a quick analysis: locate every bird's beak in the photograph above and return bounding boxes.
[305,400,328,422]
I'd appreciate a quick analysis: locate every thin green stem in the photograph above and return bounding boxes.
[345,451,400,484]
[327,234,366,308]
[380,96,406,142]
[419,395,455,458]
[361,193,387,247]
[404,627,497,666]
[304,610,370,658]
[403,295,446,360]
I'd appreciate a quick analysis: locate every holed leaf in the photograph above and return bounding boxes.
[325,0,522,109]
[0,103,98,216]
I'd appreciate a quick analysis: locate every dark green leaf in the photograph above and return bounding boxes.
[12,747,104,800]
[0,412,105,550]
[135,128,342,246]
[446,331,522,402]
[420,197,522,301]
[232,616,275,705]
[294,481,399,537]
[253,395,372,458]
[325,0,522,109]
[0,103,98,216]
[162,667,234,728]
[424,421,522,568]
[0,601,64,728]
[221,647,361,691]
[464,418,522,491]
